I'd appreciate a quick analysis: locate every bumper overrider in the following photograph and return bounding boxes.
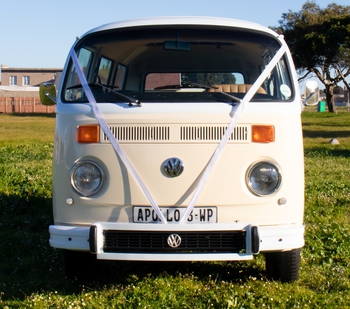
[49,223,304,261]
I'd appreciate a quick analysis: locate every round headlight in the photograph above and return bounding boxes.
[246,161,282,196]
[70,161,104,196]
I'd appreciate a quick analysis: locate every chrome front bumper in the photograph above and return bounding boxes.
[49,222,304,261]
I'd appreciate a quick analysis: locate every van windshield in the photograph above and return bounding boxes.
[62,26,294,103]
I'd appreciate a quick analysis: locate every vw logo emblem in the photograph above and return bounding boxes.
[163,157,184,177]
[167,234,182,248]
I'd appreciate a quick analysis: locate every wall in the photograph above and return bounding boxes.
[1,67,62,87]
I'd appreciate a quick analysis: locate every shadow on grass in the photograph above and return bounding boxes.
[303,129,350,139]
[305,147,350,158]
[39,258,265,299]
[0,192,264,301]
[4,113,56,118]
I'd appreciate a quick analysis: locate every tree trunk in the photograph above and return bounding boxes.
[325,84,337,113]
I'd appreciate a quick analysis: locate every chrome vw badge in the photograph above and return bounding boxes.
[163,157,184,177]
[167,234,182,248]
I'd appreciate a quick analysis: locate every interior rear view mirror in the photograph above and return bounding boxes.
[164,41,191,51]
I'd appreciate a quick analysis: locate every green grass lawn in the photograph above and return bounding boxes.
[0,112,350,308]
[0,114,55,145]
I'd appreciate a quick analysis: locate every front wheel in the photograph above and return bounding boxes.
[265,249,301,283]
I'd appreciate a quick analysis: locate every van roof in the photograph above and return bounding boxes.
[81,16,277,39]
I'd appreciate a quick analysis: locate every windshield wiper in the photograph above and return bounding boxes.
[184,83,242,104]
[153,82,241,105]
[154,82,214,90]
[181,82,214,89]
[67,83,141,106]
[216,91,242,105]
[102,84,141,107]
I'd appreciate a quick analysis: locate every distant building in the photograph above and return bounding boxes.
[0,65,62,98]
[0,65,62,87]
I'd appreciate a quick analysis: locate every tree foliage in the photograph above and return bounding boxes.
[275,1,350,112]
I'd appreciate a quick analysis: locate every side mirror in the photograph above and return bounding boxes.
[39,82,57,105]
[303,80,319,106]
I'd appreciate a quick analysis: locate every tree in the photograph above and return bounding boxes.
[275,1,350,112]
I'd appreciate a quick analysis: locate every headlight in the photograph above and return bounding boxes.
[246,161,281,196]
[70,161,104,196]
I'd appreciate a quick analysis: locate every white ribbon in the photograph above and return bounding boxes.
[69,42,287,225]
[70,48,168,223]
[179,43,287,223]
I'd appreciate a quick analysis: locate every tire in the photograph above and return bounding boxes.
[63,250,98,279]
[265,248,301,283]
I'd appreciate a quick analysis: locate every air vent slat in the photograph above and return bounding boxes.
[180,126,248,141]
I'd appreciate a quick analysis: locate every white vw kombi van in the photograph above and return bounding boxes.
[41,17,311,282]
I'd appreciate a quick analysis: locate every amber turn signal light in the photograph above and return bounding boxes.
[252,125,274,143]
[77,125,100,143]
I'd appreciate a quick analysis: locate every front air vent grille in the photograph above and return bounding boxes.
[103,230,246,253]
[102,125,250,143]
[103,126,170,141]
[180,126,248,141]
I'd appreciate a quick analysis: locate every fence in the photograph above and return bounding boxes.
[0,97,55,114]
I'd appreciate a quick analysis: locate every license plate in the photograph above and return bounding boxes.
[133,206,217,223]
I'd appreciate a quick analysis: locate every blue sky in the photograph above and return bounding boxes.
[1,0,349,69]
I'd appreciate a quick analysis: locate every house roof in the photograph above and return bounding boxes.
[1,67,62,73]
